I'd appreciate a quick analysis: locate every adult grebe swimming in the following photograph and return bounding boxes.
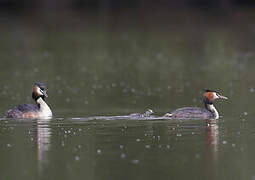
[5,82,52,119]
[164,90,228,120]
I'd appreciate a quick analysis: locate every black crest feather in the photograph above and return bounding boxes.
[35,82,46,90]
[204,89,219,93]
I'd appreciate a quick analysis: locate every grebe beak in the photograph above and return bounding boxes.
[40,89,48,98]
[43,91,48,98]
[218,95,228,100]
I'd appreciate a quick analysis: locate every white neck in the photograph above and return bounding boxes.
[36,97,53,118]
[206,104,219,119]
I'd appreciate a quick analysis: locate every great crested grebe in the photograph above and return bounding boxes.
[164,90,227,120]
[5,82,52,119]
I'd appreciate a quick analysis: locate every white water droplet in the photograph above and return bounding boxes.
[120,153,126,159]
[222,140,227,144]
[145,145,151,149]
[131,159,139,164]
[97,149,102,154]
[6,144,12,148]
[74,156,80,161]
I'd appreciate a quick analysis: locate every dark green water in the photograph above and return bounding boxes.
[1,10,255,180]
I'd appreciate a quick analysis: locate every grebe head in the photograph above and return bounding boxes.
[32,82,48,101]
[203,90,228,105]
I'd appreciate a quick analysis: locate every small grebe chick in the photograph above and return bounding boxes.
[165,90,227,120]
[5,82,52,119]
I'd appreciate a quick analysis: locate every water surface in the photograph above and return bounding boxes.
[1,10,255,180]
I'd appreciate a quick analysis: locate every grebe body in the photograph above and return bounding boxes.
[5,82,52,119]
[165,90,227,120]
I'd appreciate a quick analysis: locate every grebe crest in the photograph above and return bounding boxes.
[5,82,52,119]
[165,90,227,120]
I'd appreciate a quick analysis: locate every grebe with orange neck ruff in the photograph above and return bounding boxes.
[5,82,52,119]
[165,90,227,120]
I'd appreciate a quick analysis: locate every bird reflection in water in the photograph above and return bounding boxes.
[205,120,219,178]
[34,119,52,172]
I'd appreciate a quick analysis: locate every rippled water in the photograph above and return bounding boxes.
[0,116,254,180]
[1,10,255,180]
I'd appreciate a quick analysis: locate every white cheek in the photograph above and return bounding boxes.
[213,92,219,99]
[37,88,43,95]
